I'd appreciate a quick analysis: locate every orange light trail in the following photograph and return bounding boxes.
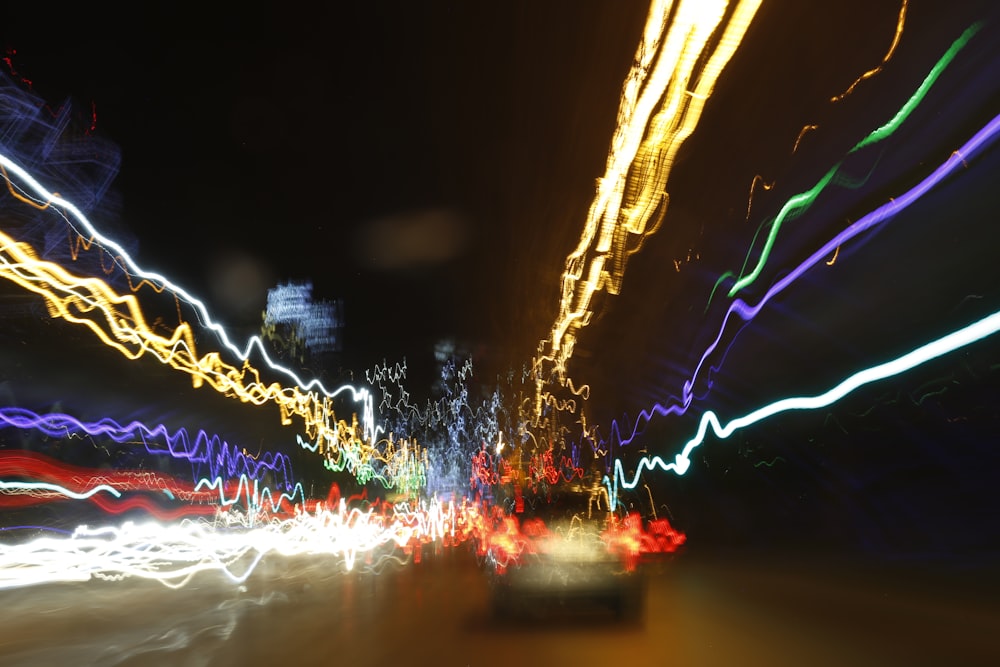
[831,0,908,103]
[791,124,819,154]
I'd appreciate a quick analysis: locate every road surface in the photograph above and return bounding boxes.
[0,545,996,666]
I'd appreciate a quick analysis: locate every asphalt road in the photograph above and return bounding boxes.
[1,546,997,667]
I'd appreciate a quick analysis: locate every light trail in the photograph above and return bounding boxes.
[612,109,1000,447]
[0,479,120,500]
[830,0,908,103]
[0,449,305,520]
[364,357,512,499]
[605,307,1000,504]
[319,433,428,497]
[0,450,219,504]
[0,479,220,520]
[193,475,306,515]
[533,0,763,404]
[0,407,297,490]
[727,21,982,299]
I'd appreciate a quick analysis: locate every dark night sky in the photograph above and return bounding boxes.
[2,1,1000,559]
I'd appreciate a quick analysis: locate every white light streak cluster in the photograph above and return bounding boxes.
[0,498,470,590]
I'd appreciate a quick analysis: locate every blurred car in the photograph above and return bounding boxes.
[482,492,648,621]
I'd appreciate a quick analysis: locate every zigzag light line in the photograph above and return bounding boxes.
[534,0,763,393]
[0,479,121,500]
[0,406,297,489]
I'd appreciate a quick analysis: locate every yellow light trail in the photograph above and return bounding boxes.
[0,229,379,464]
[532,0,763,416]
